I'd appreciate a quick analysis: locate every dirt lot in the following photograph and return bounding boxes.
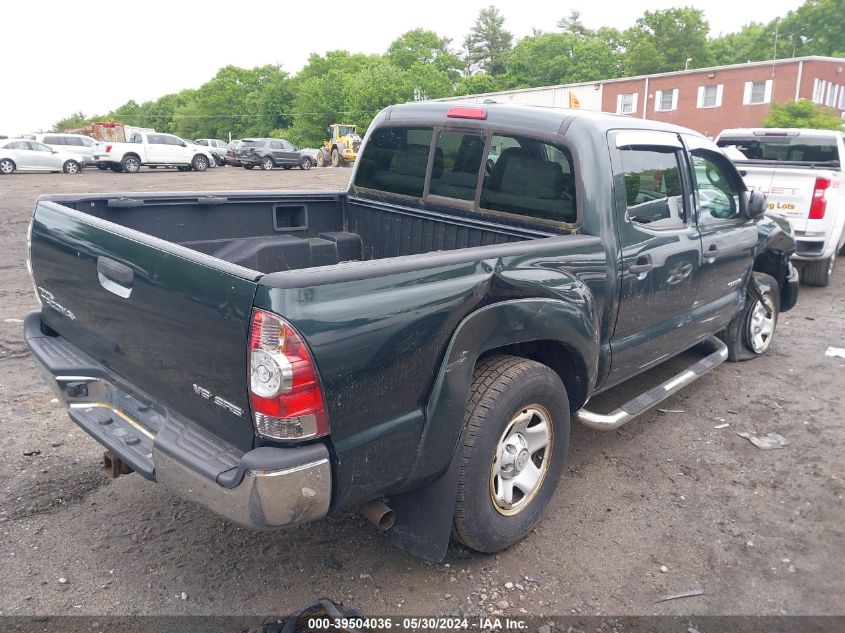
[0,168,843,620]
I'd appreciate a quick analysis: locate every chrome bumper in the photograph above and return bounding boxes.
[24,310,331,530]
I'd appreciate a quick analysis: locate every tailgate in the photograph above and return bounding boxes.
[29,201,260,451]
[740,166,818,233]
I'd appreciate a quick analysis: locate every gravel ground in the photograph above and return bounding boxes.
[0,168,843,619]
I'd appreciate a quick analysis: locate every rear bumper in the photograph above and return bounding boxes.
[24,310,331,530]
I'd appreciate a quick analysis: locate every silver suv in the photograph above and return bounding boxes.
[34,133,99,166]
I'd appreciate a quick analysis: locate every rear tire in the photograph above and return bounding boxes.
[723,272,780,362]
[0,158,15,175]
[243,165,254,170]
[63,160,80,174]
[192,154,209,171]
[261,156,274,171]
[331,148,340,167]
[121,155,141,173]
[96,164,108,170]
[453,355,570,554]
[801,254,835,287]
[109,164,123,173]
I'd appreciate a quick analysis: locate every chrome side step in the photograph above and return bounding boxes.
[576,336,728,431]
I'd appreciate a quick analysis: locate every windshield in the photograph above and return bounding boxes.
[716,134,840,165]
[338,126,356,137]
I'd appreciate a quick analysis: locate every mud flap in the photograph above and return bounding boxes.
[387,446,461,562]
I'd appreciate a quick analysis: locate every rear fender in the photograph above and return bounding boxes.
[389,297,598,560]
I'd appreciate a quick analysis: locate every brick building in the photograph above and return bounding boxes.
[439,56,845,138]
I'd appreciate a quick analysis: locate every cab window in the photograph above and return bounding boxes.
[428,130,485,201]
[354,126,434,198]
[691,150,743,223]
[480,134,577,223]
[620,147,686,229]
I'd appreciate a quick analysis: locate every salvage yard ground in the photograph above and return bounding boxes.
[0,169,843,617]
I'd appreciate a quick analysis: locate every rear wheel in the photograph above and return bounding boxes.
[331,148,340,167]
[299,157,313,170]
[109,164,123,173]
[723,272,780,362]
[96,164,108,170]
[801,253,835,287]
[192,154,209,171]
[316,152,326,167]
[121,155,141,173]
[63,160,80,174]
[261,156,274,171]
[0,158,15,175]
[453,355,570,553]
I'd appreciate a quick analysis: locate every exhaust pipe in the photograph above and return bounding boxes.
[361,500,395,531]
[103,451,133,479]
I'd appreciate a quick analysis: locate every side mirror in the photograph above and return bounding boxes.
[746,189,767,219]
[181,141,187,147]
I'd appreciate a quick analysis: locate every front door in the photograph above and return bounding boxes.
[606,130,703,386]
[684,135,758,337]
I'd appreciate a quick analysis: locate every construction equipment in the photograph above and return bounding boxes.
[316,124,362,167]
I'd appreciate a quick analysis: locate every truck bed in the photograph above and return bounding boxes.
[46,190,559,274]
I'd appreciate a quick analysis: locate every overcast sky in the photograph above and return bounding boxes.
[1,0,804,134]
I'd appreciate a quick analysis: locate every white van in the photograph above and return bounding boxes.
[34,133,99,166]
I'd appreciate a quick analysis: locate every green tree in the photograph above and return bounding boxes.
[557,10,588,36]
[464,5,513,75]
[387,29,463,78]
[709,23,774,65]
[623,8,714,74]
[763,99,844,130]
[52,111,90,132]
[504,32,621,88]
[454,72,503,96]
[780,0,845,58]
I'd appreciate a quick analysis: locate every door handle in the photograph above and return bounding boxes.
[97,256,134,298]
[628,256,654,275]
[705,245,721,259]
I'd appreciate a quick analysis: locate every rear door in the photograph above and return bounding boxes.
[606,130,703,385]
[29,201,260,450]
[145,134,169,163]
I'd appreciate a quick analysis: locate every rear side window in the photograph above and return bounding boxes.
[620,148,686,229]
[65,137,85,146]
[242,140,264,148]
[480,134,577,223]
[354,126,434,197]
[147,134,165,144]
[269,140,283,149]
[43,135,64,145]
[429,130,486,201]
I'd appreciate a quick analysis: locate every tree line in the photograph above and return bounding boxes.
[54,0,844,145]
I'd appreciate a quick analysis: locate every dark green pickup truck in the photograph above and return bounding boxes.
[25,103,798,560]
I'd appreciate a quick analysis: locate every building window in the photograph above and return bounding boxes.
[654,89,678,112]
[696,85,723,109]
[743,80,772,105]
[813,78,826,103]
[617,92,638,114]
[825,83,838,107]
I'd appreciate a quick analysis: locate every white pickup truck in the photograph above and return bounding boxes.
[717,128,845,287]
[93,132,217,174]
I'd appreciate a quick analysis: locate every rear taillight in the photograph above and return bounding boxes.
[248,309,329,441]
[105,144,112,153]
[809,177,830,219]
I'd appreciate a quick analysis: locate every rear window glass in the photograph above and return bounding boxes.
[717,135,840,165]
[429,130,485,201]
[480,134,577,223]
[354,126,434,197]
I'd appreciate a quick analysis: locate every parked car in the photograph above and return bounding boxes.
[0,139,83,174]
[225,140,243,166]
[25,103,798,561]
[236,138,314,170]
[194,138,229,166]
[92,132,216,172]
[34,133,99,167]
[717,128,845,287]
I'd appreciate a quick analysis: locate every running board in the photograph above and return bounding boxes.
[576,336,728,431]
